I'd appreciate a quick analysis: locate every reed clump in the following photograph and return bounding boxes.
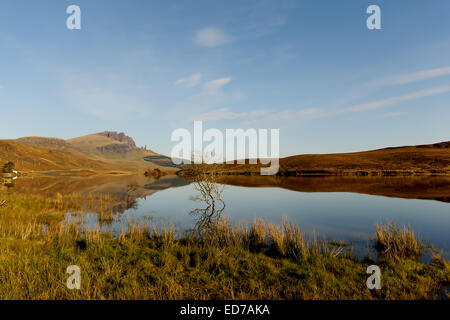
[375,222,423,260]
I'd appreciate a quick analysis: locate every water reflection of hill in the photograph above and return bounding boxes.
[215,175,450,203]
[11,174,187,195]
[143,176,190,190]
[8,174,190,214]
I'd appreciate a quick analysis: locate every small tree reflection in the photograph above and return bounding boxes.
[189,172,226,236]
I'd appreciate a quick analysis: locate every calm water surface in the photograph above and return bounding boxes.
[63,176,450,258]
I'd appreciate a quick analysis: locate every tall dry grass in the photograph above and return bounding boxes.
[199,217,344,262]
[375,222,423,259]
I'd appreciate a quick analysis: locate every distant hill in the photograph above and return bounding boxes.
[0,140,125,174]
[16,137,72,150]
[67,131,146,156]
[180,141,450,176]
[1,131,180,174]
[279,141,450,175]
[15,136,97,159]
[5,134,450,176]
[66,132,154,165]
[65,132,178,170]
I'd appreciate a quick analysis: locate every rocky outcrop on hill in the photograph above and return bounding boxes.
[97,131,136,148]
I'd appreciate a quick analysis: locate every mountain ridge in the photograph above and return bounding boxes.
[1,131,177,174]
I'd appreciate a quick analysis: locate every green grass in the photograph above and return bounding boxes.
[0,194,448,300]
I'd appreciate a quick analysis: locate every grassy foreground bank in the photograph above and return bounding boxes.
[0,193,448,300]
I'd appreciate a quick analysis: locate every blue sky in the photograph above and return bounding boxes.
[0,0,449,157]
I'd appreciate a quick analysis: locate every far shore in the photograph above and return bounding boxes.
[179,168,450,177]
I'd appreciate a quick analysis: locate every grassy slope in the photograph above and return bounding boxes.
[181,141,450,176]
[0,140,130,174]
[16,137,75,151]
[281,142,450,173]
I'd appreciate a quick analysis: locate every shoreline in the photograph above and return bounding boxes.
[178,168,450,177]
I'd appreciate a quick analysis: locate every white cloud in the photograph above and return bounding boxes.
[391,66,450,85]
[175,73,202,88]
[184,77,232,106]
[195,108,268,121]
[337,86,450,114]
[203,77,232,93]
[195,27,233,47]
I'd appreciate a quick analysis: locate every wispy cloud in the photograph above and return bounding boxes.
[336,86,450,115]
[170,77,240,124]
[194,108,268,121]
[175,73,202,88]
[194,27,233,47]
[185,77,232,102]
[391,66,450,85]
[202,77,232,94]
[378,111,407,118]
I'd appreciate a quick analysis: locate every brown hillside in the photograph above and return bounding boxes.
[180,141,450,176]
[280,143,450,173]
[16,137,72,150]
[15,137,94,159]
[0,140,130,174]
[13,132,178,172]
